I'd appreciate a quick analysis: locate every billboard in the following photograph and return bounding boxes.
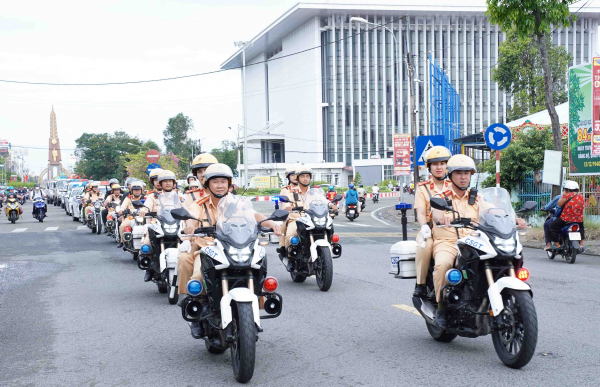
[393,134,411,176]
[0,139,8,155]
[568,60,600,175]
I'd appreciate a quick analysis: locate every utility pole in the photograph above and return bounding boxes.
[404,21,420,187]
[234,40,253,188]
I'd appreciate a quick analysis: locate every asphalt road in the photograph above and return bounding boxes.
[1,199,599,386]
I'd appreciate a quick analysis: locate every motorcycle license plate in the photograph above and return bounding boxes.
[390,256,399,272]
[350,210,355,215]
[569,232,581,241]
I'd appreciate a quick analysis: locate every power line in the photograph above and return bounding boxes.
[0,17,403,87]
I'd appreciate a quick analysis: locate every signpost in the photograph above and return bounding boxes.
[484,123,512,188]
[414,135,445,166]
[146,163,161,175]
[145,149,160,164]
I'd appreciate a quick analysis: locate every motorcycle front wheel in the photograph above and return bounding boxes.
[491,289,538,369]
[231,302,256,383]
[315,247,333,291]
[96,214,102,234]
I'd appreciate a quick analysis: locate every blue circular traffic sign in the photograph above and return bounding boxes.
[485,123,511,150]
[146,163,161,175]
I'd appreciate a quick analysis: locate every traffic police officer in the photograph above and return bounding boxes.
[276,164,300,253]
[413,146,452,298]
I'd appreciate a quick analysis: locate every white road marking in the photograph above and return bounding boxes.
[333,223,348,227]
[77,226,88,230]
[0,264,7,271]
[348,222,370,227]
[371,207,392,226]
[45,227,59,231]
[11,228,27,233]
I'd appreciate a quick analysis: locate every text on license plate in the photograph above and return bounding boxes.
[569,232,581,241]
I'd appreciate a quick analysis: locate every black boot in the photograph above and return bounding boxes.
[144,270,153,282]
[189,321,204,339]
[413,284,427,298]
[434,309,447,330]
[103,228,108,234]
[116,242,124,248]
[276,246,286,256]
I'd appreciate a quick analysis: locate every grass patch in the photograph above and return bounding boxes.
[525,220,600,242]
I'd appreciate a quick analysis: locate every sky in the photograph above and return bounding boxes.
[0,0,300,175]
[1,0,598,176]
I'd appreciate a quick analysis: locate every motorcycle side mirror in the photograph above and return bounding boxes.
[278,195,291,203]
[430,197,454,212]
[170,207,198,221]
[333,194,343,202]
[517,200,537,213]
[131,200,145,208]
[267,209,289,222]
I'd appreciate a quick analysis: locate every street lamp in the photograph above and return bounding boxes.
[234,40,253,189]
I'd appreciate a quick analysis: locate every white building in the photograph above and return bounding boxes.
[221,1,600,186]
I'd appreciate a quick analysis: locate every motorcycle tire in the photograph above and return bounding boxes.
[231,302,256,383]
[426,322,457,342]
[565,244,577,264]
[96,215,102,234]
[206,340,227,354]
[167,283,179,305]
[546,249,555,260]
[491,289,538,369]
[133,252,139,261]
[315,247,333,292]
[290,271,307,282]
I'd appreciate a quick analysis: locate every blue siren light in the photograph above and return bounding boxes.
[290,236,299,245]
[141,244,151,254]
[187,280,203,296]
[445,269,463,286]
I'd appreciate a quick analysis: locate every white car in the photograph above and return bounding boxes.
[69,187,85,221]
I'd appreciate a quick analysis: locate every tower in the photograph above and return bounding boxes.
[40,107,69,183]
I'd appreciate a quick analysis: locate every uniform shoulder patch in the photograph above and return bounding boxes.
[418,181,429,186]
[188,188,204,194]
[196,196,209,206]
[443,190,453,197]
[146,190,154,194]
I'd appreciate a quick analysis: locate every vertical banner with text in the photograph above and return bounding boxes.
[593,58,600,156]
[393,133,411,176]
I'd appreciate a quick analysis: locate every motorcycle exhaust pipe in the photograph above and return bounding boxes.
[264,297,282,315]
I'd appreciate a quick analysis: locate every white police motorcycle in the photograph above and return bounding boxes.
[121,200,147,261]
[391,187,538,369]
[171,195,287,383]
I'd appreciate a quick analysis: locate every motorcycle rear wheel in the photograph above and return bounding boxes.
[426,322,457,342]
[315,247,333,291]
[231,302,256,383]
[546,249,555,259]
[491,289,537,369]
[290,271,307,282]
[564,244,577,264]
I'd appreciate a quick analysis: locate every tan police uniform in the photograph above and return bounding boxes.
[278,184,299,246]
[118,194,146,243]
[431,187,492,302]
[182,187,207,213]
[177,195,218,295]
[139,190,161,246]
[283,187,311,248]
[83,191,103,216]
[413,178,451,285]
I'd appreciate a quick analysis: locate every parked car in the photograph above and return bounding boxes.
[69,187,85,221]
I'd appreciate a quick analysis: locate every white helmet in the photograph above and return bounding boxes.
[563,180,579,190]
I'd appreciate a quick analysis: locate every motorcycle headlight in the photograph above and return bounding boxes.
[314,216,327,226]
[164,224,178,234]
[494,236,516,253]
[228,246,252,263]
[94,202,102,210]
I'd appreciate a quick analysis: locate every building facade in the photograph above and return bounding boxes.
[222,1,600,181]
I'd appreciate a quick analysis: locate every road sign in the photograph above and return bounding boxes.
[414,135,445,166]
[146,163,161,175]
[485,123,511,150]
[146,149,160,163]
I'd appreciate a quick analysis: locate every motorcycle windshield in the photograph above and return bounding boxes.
[157,191,181,224]
[478,187,516,237]
[215,195,257,247]
[304,188,328,217]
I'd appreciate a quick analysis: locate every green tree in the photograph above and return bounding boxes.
[354,171,362,186]
[120,152,181,186]
[211,140,242,176]
[480,129,568,190]
[74,131,153,181]
[163,113,196,167]
[492,29,571,122]
[487,0,576,197]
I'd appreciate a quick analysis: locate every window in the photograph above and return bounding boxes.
[383,165,398,181]
[260,140,285,163]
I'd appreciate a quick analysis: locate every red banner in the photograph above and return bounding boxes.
[393,134,411,176]
[593,57,600,156]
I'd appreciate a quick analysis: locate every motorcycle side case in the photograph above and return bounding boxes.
[132,225,145,249]
[389,240,417,279]
[160,247,179,272]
